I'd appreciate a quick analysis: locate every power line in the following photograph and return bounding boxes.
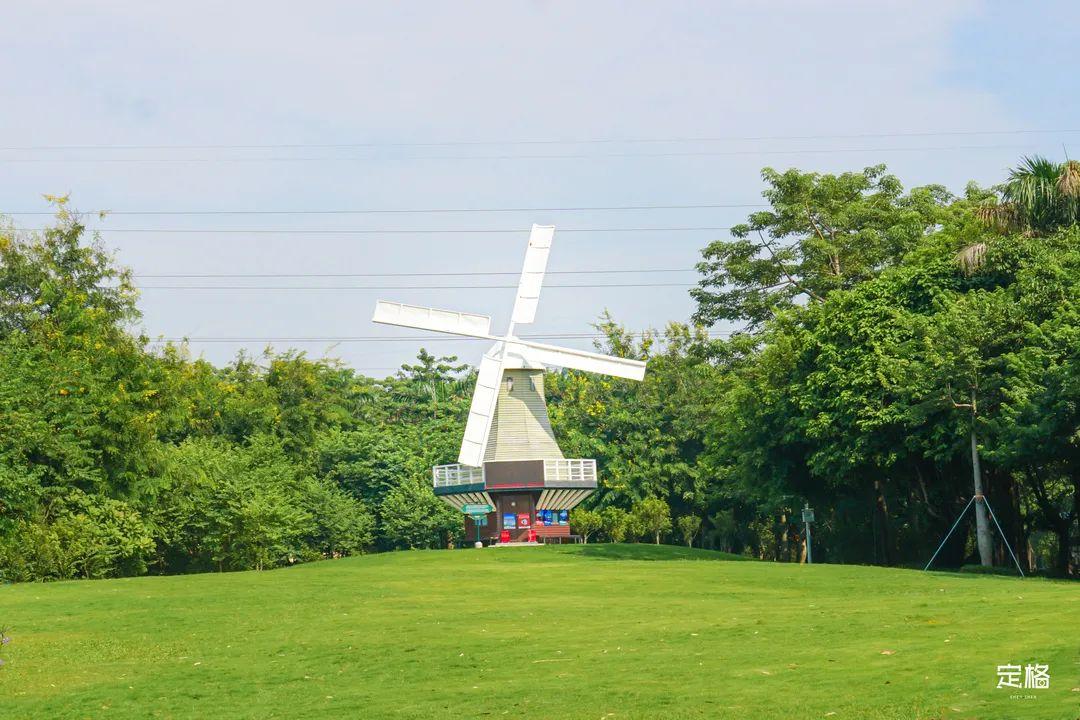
[3,128,1075,151]
[2,202,763,216]
[0,143,1041,163]
[134,267,696,279]
[132,282,696,290]
[17,226,733,234]
[145,330,735,343]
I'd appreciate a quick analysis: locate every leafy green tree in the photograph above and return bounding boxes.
[0,197,137,336]
[632,498,672,545]
[378,479,463,550]
[0,222,170,501]
[150,437,374,572]
[570,508,602,543]
[677,515,702,547]
[623,510,646,543]
[548,316,715,515]
[392,349,470,422]
[910,291,1023,566]
[693,165,950,327]
[0,491,154,580]
[600,506,629,543]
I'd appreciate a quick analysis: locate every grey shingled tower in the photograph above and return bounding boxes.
[483,369,564,462]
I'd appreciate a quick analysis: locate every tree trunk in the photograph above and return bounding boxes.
[1066,476,1080,577]
[873,480,895,565]
[778,512,788,561]
[1055,526,1071,576]
[1002,472,1028,573]
[970,429,994,566]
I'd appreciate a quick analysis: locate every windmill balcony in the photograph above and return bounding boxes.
[432,458,597,493]
[432,463,485,490]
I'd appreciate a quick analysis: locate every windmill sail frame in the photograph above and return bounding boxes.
[371,222,648,544]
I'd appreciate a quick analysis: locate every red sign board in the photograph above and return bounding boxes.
[517,513,531,529]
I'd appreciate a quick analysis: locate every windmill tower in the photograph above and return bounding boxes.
[372,225,646,544]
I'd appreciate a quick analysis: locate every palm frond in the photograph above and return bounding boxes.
[1058,159,1080,198]
[975,202,1017,233]
[955,243,987,275]
[1003,156,1059,206]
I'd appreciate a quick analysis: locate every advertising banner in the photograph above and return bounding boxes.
[502,513,517,530]
[558,510,569,525]
[543,509,553,525]
[517,512,531,529]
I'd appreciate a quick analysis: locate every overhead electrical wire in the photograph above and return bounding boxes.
[1,202,763,216]
[132,282,697,290]
[145,330,736,344]
[2,127,1075,151]
[133,267,695,278]
[0,143,1043,163]
[15,226,734,235]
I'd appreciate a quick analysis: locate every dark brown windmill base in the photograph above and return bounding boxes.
[435,459,595,545]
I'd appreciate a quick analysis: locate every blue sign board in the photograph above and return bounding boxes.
[558,510,569,525]
[543,509,553,526]
[502,513,517,530]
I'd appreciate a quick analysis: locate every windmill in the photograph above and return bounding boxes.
[372,224,646,544]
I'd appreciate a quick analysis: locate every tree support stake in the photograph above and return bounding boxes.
[923,495,1025,576]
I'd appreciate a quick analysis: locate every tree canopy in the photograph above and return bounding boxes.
[2,157,1078,580]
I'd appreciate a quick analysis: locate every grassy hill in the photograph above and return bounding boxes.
[0,545,1076,719]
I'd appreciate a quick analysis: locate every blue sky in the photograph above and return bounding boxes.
[1,1,1076,374]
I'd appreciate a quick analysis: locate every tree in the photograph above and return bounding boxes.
[979,156,1080,236]
[693,165,949,327]
[4,161,1079,581]
[570,508,603,543]
[632,498,672,545]
[600,507,629,543]
[677,515,702,547]
[912,291,1023,566]
[378,480,463,550]
[547,317,715,515]
[392,349,470,422]
[0,197,137,337]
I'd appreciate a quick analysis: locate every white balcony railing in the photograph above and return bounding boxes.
[543,458,597,486]
[433,463,484,488]
[433,459,597,489]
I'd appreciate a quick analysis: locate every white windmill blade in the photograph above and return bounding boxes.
[458,343,506,467]
[372,300,492,338]
[510,224,555,325]
[514,340,647,381]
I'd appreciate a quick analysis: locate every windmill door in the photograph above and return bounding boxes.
[496,493,536,543]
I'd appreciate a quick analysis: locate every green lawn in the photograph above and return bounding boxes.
[0,545,1076,719]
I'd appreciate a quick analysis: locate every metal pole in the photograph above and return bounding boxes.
[924,495,976,571]
[982,497,1026,577]
[805,520,812,564]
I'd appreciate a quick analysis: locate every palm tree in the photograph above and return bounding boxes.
[978,156,1080,236]
[959,156,1080,274]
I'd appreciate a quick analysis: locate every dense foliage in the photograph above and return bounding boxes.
[1,157,1077,580]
